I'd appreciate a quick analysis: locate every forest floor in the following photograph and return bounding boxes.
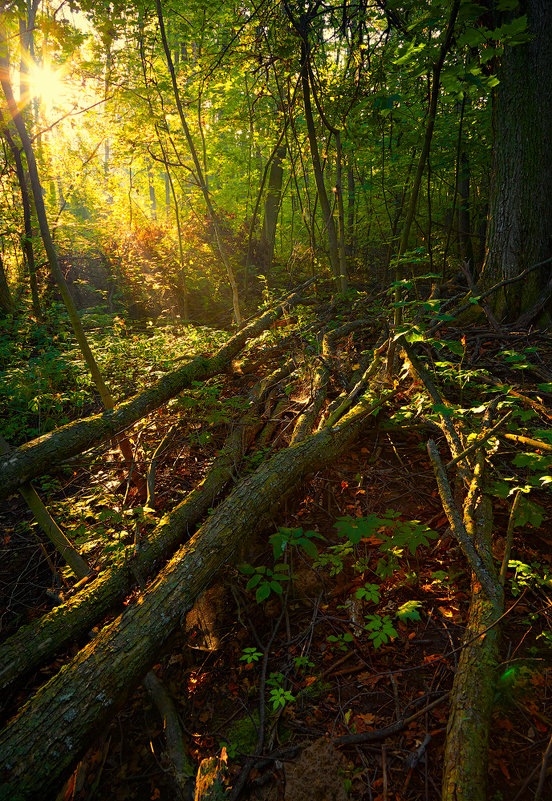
[1,298,552,801]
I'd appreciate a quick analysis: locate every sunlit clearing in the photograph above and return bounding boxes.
[29,62,66,106]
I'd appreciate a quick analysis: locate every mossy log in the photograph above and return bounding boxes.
[0,392,388,800]
[0,361,294,692]
[442,494,504,800]
[0,291,305,499]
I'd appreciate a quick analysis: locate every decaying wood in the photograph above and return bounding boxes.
[0,289,308,499]
[0,389,393,801]
[143,671,194,798]
[416,377,504,798]
[441,489,503,801]
[0,361,294,692]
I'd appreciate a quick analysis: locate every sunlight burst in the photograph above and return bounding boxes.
[29,62,66,106]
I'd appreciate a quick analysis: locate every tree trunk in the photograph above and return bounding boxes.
[478,0,552,321]
[300,41,341,286]
[0,289,306,499]
[458,151,474,267]
[0,252,12,314]
[346,159,355,260]
[0,110,41,317]
[155,0,242,326]
[0,393,388,801]
[259,144,286,270]
[442,495,503,800]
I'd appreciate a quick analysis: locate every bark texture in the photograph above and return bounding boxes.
[0,394,384,800]
[442,497,503,800]
[479,0,552,320]
[0,292,303,499]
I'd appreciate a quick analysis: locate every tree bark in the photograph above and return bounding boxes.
[299,40,341,286]
[0,111,41,317]
[478,0,552,321]
[259,144,286,270]
[0,392,390,801]
[442,494,503,800]
[0,252,12,314]
[0,290,304,499]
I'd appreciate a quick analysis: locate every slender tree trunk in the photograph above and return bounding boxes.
[335,131,348,291]
[346,159,355,260]
[458,150,474,266]
[300,40,341,286]
[155,0,241,326]
[147,160,157,220]
[478,0,552,321]
[0,25,115,410]
[259,144,286,269]
[0,251,12,313]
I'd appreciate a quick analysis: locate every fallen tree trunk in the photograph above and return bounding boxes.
[441,494,503,801]
[0,391,391,801]
[0,360,296,692]
[0,287,307,499]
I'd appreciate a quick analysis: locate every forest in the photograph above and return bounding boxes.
[0,0,551,799]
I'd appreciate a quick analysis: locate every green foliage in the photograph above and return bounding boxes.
[266,672,295,711]
[269,526,326,561]
[355,583,381,604]
[239,562,290,604]
[240,647,262,664]
[327,631,355,652]
[396,600,423,623]
[508,560,552,596]
[363,615,398,649]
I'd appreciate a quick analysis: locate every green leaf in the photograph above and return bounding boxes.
[246,574,262,590]
[396,600,423,623]
[256,583,271,603]
[442,340,465,356]
[515,498,544,529]
[299,538,320,559]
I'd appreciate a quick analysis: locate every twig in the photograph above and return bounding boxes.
[427,440,499,602]
[445,411,513,470]
[500,490,522,587]
[427,255,552,335]
[400,340,468,481]
[227,592,287,801]
[534,729,552,801]
[333,692,449,746]
[146,425,179,509]
[503,433,552,452]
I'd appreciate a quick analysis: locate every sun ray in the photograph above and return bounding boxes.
[28,61,66,106]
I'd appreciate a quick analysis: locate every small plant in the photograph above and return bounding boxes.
[269,526,325,560]
[240,647,262,664]
[364,614,398,649]
[396,600,423,623]
[266,672,295,710]
[355,582,380,604]
[293,655,314,671]
[327,631,355,652]
[239,562,291,603]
